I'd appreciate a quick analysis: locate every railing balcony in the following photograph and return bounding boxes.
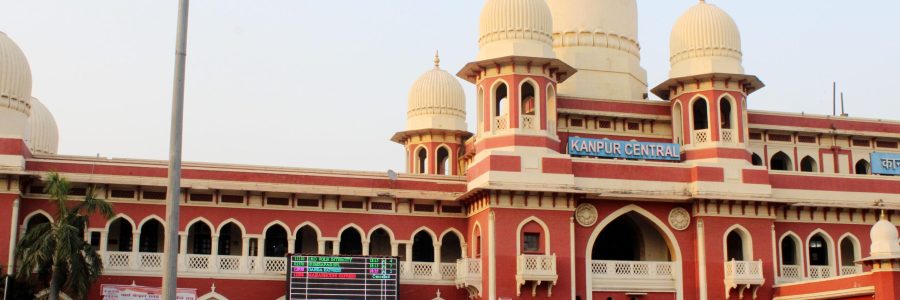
[456,258,483,299]
[779,265,802,282]
[522,115,536,129]
[840,265,863,276]
[399,261,456,283]
[692,129,711,144]
[494,115,509,130]
[724,260,764,299]
[720,129,736,144]
[591,260,676,292]
[808,265,834,279]
[516,254,558,296]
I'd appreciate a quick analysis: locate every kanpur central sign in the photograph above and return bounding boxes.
[568,137,681,161]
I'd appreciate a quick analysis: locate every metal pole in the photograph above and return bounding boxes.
[163,0,189,299]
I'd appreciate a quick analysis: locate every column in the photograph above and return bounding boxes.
[210,234,220,272]
[433,242,442,280]
[391,242,399,257]
[131,231,140,270]
[255,237,265,274]
[318,241,326,255]
[288,238,296,254]
[405,243,413,277]
[362,241,370,255]
[242,237,251,273]
[178,233,188,272]
[99,231,109,252]
[332,241,340,255]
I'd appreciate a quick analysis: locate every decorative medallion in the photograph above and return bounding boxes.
[575,203,598,227]
[668,207,691,231]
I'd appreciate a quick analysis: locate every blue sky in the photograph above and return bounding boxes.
[1,1,898,172]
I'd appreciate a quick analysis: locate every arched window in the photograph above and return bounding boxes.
[720,98,732,129]
[520,220,546,254]
[187,222,212,254]
[436,147,450,176]
[473,224,483,258]
[839,235,860,275]
[477,87,485,132]
[547,85,557,132]
[856,159,871,175]
[369,228,392,256]
[809,234,829,266]
[521,82,536,116]
[495,83,508,117]
[25,214,50,234]
[726,230,748,261]
[295,225,319,255]
[800,156,818,172]
[440,232,463,263]
[692,98,709,130]
[780,234,803,280]
[218,222,243,256]
[264,225,288,257]
[339,228,363,255]
[592,212,671,261]
[672,103,684,145]
[415,147,427,174]
[770,152,793,171]
[412,231,435,262]
[751,153,763,166]
[107,218,134,252]
[139,219,164,253]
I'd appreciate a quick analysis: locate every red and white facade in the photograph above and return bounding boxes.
[3,1,900,299]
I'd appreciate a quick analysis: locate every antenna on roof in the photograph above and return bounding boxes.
[832,81,836,116]
[840,92,848,117]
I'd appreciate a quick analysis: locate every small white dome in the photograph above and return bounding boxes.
[869,216,900,258]
[26,98,59,155]
[669,1,743,78]
[406,53,467,131]
[0,31,33,115]
[477,0,555,61]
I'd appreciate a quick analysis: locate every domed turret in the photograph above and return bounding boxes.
[0,31,32,108]
[477,0,555,61]
[869,212,900,258]
[26,98,59,155]
[669,1,743,78]
[406,53,467,131]
[547,0,648,100]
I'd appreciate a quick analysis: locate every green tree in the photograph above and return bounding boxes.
[15,172,114,300]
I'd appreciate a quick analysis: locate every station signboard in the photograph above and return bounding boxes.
[871,152,900,175]
[568,137,681,161]
[286,255,399,300]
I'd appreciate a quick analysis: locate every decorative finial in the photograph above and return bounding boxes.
[434,50,441,69]
[875,199,886,220]
[211,283,216,292]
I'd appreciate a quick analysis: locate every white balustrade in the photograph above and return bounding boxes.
[522,115,536,129]
[840,265,862,276]
[779,265,802,282]
[185,254,212,272]
[721,129,735,143]
[263,257,287,273]
[217,255,244,273]
[495,115,509,130]
[455,258,482,288]
[808,265,833,279]
[692,129,710,144]
[591,260,676,291]
[440,263,457,280]
[724,260,763,281]
[104,251,133,270]
[137,252,163,270]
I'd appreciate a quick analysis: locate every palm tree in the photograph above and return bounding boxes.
[15,172,114,300]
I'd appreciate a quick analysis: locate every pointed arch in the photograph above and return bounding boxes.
[585,204,684,300]
[718,94,738,130]
[105,214,137,231]
[338,223,367,241]
[490,79,511,118]
[262,220,291,235]
[838,233,862,275]
[435,144,452,176]
[689,96,710,131]
[215,218,247,236]
[338,223,366,255]
[546,83,557,132]
[22,210,53,230]
[516,216,551,254]
[805,229,836,278]
[800,156,818,172]
[472,222,483,258]
[723,224,754,261]
[672,101,684,145]
[439,228,465,243]
[184,217,215,233]
[137,215,166,231]
[440,228,466,261]
[477,86,485,133]
[779,231,804,268]
[414,145,429,174]
[294,222,322,239]
[519,78,541,130]
[410,226,439,241]
[751,153,763,166]
[855,159,871,175]
[367,225,396,242]
[770,151,793,171]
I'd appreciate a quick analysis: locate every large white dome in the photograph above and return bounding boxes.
[406,54,467,131]
[869,215,900,258]
[669,1,743,78]
[26,98,59,155]
[477,0,555,61]
[0,31,32,115]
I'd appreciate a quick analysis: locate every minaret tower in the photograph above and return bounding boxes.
[651,1,764,169]
[392,52,471,176]
[458,0,577,190]
[0,31,33,169]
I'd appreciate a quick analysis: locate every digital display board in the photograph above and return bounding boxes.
[286,255,399,300]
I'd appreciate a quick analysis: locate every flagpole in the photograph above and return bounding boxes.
[163,0,189,299]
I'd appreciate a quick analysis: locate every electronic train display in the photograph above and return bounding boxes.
[286,255,399,300]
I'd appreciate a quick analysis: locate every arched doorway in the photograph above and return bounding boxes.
[294,225,319,255]
[218,222,243,256]
[807,232,833,279]
[339,227,363,255]
[369,228,392,256]
[856,160,871,175]
[770,152,793,171]
[440,232,463,263]
[587,206,681,298]
[779,234,803,281]
[839,235,861,275]
[187,221,212,254]
[107,217,134,252]
[264,225,288,257]
[139,219,164,253]
[412,231,435,262]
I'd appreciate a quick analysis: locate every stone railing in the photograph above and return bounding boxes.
[808,265,833,279]
[779,265,802,283]
[398,261,456,283]
[516,254,558,296]
[720,129,736,143]
[495,115,509,130]
[724,260,764,299]
[840,265,862,276]
[455,258,483,299]
[692,129,710,144]
[591,260,676,291]
[522,115,536,129]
